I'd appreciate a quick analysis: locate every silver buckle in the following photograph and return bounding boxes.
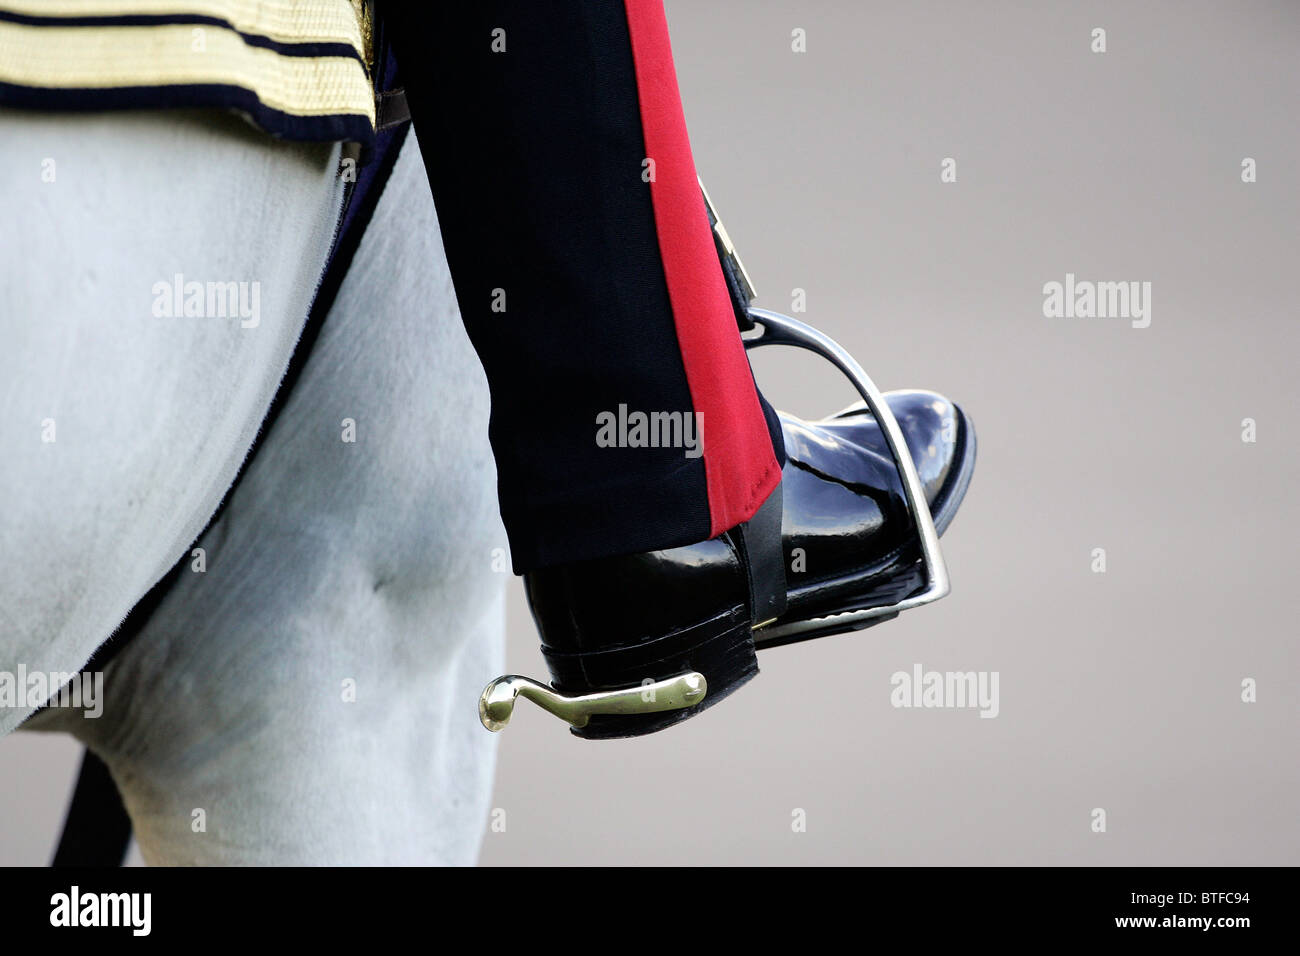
[699,180,758,303]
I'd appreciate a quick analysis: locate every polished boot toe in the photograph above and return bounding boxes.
[823,389,963,509]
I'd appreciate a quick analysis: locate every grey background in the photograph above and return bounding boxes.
[3,0,1297,865]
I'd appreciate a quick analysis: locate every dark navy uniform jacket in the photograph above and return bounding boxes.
[0,0,785,572]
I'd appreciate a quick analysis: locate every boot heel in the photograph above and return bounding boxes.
[478,607,758,739]
[545,607,757,740]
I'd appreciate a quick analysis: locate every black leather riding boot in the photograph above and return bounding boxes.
[476,172,977,739]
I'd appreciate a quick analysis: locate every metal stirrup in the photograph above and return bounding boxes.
[742,307,950,644]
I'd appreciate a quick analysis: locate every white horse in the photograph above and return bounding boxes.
[2,108,505,864]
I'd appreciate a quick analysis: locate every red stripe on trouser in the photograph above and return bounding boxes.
[622,0,781,536]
